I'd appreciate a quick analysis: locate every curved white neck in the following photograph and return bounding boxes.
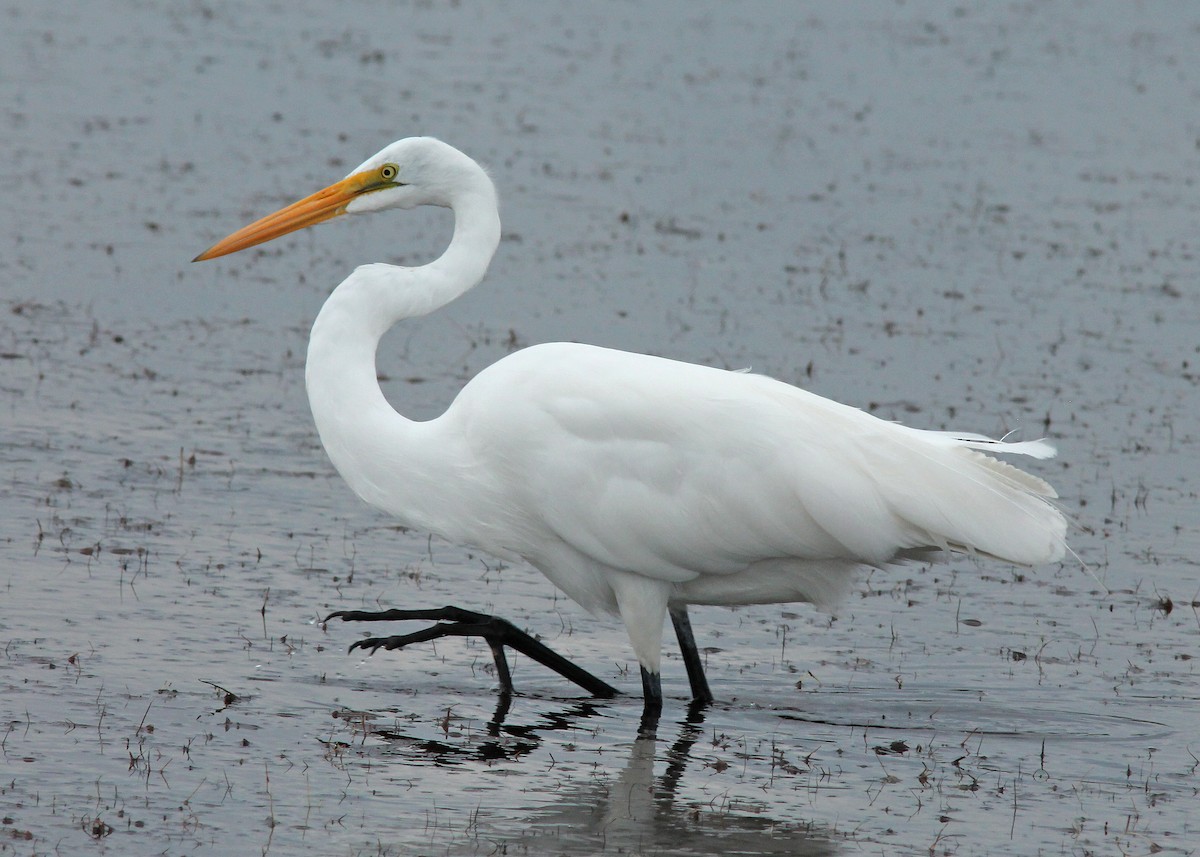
[303,174,501,529]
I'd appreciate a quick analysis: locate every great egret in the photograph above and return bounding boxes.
[195,137,1067,718]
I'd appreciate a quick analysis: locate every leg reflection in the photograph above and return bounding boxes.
[529,705,833,856]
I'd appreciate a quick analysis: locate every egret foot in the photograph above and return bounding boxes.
[324,605,619,699]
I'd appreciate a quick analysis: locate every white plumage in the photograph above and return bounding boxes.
[196,137,1066,714]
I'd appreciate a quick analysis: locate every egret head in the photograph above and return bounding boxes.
[194,136,487,262]
[344,137,486,213]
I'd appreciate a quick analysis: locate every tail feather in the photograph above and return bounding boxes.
[963,447,1058,499]
[871,429,1067,566]
[941,431,1058,461]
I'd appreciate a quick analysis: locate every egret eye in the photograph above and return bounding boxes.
[380,163,399,182]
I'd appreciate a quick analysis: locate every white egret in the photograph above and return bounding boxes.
[195,137,1067,718]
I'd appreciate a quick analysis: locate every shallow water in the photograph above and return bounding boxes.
[2,2,1198,855]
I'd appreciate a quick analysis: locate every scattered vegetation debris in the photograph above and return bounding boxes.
[873,740,910,756]
[200,680,241,708]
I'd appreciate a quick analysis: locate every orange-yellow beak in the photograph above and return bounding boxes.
[193,169,392,262]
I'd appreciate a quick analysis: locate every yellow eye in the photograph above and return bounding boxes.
[380,163,399,181]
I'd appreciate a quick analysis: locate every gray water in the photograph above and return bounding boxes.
[2,2,1197,855]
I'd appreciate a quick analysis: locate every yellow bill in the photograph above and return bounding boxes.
[194,166,398,262]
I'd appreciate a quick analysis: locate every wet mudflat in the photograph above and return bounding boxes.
[2,2,1198,855]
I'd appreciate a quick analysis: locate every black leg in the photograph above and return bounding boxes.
[639,666,663,737]
[325,605,619,699]
[669,604,713,704]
